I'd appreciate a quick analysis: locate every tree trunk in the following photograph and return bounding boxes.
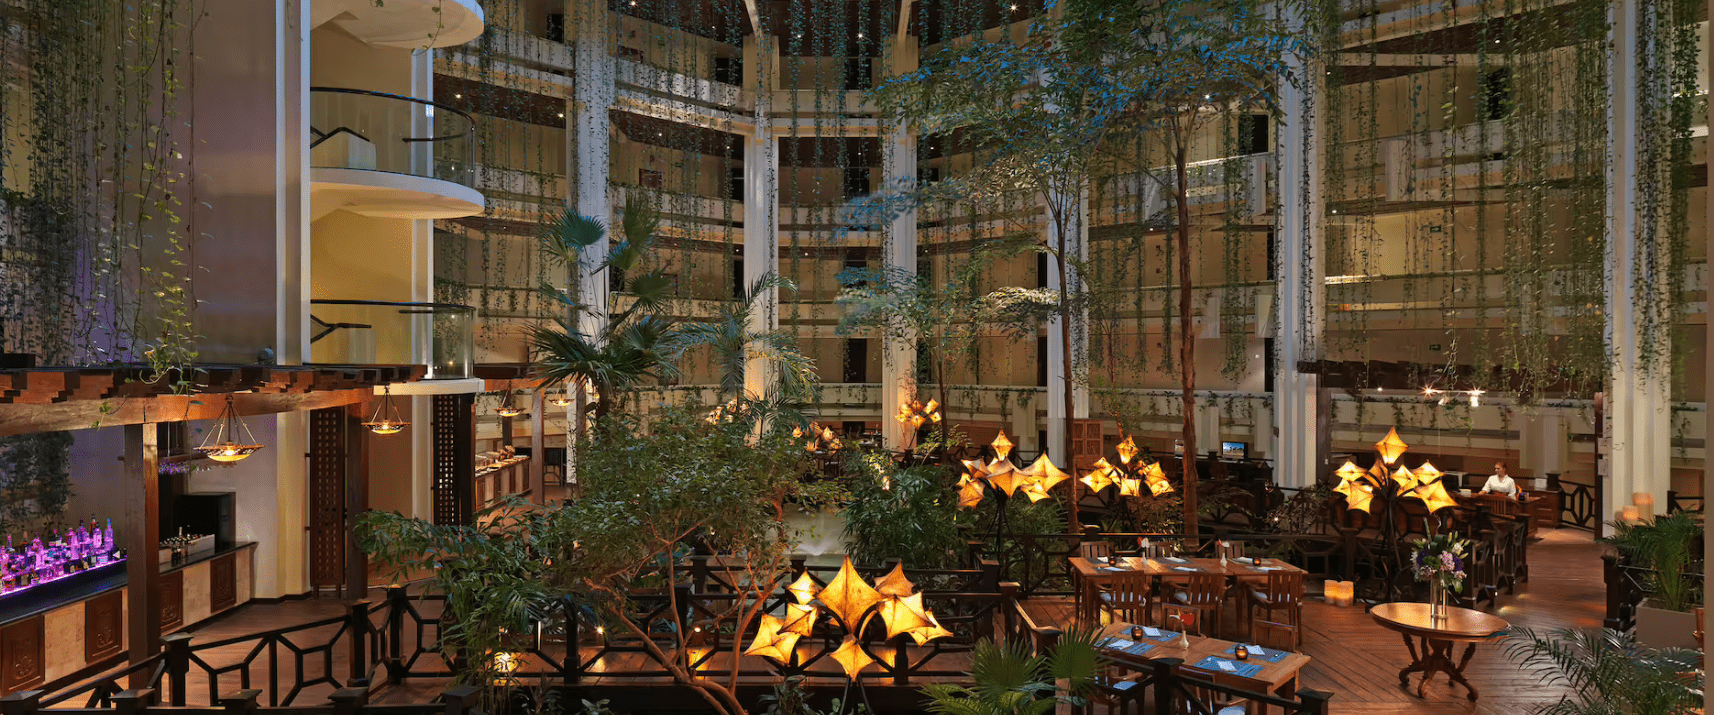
[1174,136,1199,534]
[1056,212,1080,534]
[936,351,950,463]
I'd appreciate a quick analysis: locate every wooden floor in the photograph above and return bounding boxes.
[122,528,1605,714]
[1023,528,1605,715]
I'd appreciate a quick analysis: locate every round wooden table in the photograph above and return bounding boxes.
[1370,602,1510,701]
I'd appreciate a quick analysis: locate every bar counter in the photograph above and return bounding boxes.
[0,542,256,695]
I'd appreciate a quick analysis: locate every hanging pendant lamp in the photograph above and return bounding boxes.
[495,387,524,417]
[364,386,409,435]
[195,396,264,463]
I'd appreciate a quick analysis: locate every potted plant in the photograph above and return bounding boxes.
[920,629,1103,715]
[1504,627,1701,715]
[1603,511,1703,649]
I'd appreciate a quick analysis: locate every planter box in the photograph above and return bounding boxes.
[1634,604,1699,650]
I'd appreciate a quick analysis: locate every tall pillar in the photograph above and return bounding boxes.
[879,35,919,451]
[1045,190,1090,466]
[1605,0,1672,518]
[124,423,160,687]
[742,36,779,401]
[1272,5,1325,490]
[571,0,613,341]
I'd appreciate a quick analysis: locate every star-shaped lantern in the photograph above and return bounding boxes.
[955,433,1071,509]
[1082,435,1174,499]
[1374,427,1409,465]
[895,399,943,429]
[753,558,953,680]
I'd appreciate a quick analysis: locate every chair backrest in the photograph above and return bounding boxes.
[1251,619,1296,652]
[1139,539,1174,558]
[1079,541,1112,560]
[1162,603,1204,636]
[1184,573,1225,605]
[1107,570,1151,619]
[1265,571,1304,603]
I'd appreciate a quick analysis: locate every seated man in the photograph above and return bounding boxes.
[1480,462,1519,498]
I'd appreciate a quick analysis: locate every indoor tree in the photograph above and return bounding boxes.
[835,265,982,455]
[662,273,820,433]
[530,196,682,425]
[359,405,835,715]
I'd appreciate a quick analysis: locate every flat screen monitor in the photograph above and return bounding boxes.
[1173,439,1184,456]
[1221,441,1248,459]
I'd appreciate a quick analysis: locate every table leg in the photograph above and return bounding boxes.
[1448,643,1481,701]
[1398,637,1483,701]
[1396,632,1423,686]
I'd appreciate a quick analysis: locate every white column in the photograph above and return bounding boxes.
[1606,0,1673,518]
[572,0,613,341]
[742,47,779,401]
[879,128,918,449]
[1045,190,1090,466]
[1273,5,1325,490]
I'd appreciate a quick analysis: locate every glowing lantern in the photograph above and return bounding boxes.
[781,602,819,636]
[744,614,800,662]
[873,564,917,599]
[1391,465,1419,492]
[991,431,1014,462]
[830,636,874,679]
[877,593,933,639]
[1414,478,1459,513]
[787,573,818,605]
[1374,427,1409,465]
[1116,436,1139,465]
[195,396,265,463]
[815,557,884,629]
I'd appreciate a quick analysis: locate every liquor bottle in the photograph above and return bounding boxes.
[103,520,115,560]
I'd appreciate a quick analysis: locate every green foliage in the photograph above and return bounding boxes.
[840,452,963,569]
[919,629,1105,715]
[0,432,75,533]
[1503,627,1701,715]
[1602,512,1703,612]
[663,272,819,405]
[530,196,682,423]
[759,677,863,715]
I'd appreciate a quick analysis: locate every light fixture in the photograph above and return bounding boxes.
[495,389,524,418]
[1374,427,1408,465]
[744,614,800,662]
[550,393,574,407]
[364,386,409,436]
[195,396,264,463]
[830,636,873,679]
[815,556,884,629]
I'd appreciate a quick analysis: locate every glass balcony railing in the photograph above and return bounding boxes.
[309,299,475,380]
[309,87,476,188]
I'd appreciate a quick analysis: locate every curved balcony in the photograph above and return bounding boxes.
[309,299,475,381]
[310,88,485,220]
[310,0,485,49]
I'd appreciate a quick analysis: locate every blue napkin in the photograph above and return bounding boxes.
[1096,638,1158,657]
[1193,656,1264,678]
[1126,626,1184,643]
[1221,644,1288,663]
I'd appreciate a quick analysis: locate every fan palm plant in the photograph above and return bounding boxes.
[530,196,681,424]
[920,629,1103,715]
[662,272,820,433]
[1503,627,1702,715]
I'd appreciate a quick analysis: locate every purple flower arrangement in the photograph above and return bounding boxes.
[1410,533,1469,591]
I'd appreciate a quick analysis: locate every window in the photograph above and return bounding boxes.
[843,249,868,286]
[844,58,872,90]
[618,45,645,63]
[639,168,663,189]
[714,57,743,85]
[1480,68,1514,121]
[844,339,870,383]
[1037,336,1048,387]
[732,258,744,299]
[1036,252,1050,289]
[545,13,567,42]
[920,166,941,185]
[843,166,869,199]
[1238,114,1269,154]
[726,166,744,199]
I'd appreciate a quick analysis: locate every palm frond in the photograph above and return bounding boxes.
[540,209,607,267]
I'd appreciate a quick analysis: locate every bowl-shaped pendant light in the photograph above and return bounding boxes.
[364,386,409,436]
[195,396,264,463]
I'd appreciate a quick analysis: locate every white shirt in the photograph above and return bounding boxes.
[1481,474,1518,496]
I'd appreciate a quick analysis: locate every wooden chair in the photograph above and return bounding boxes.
[1162,603,1203,636]
[1695,607,1705,650]
[1177,665,1250,715]
[1100,570,1153,626]
[1080,541,1113,560]
[1250,619,1296,653]
[1247,571,1303,647]
[1173,573,1228,636]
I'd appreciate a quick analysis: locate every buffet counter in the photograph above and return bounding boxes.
[0,542,256,695]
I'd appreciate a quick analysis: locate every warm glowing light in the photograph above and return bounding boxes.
[1414,478,1458,513]
[787,572,818,605]
[365,386,410,436]
[1116,436,1139,465]
[830,636,874,679]
[1391,465,1419,492]
[991,431,1013,462]
[781,602,819,636]
[1374,427,1409,465]
[873,564,917,599]
[877,593,932,639]
[744,614,800,662]
[815,557,884,629]
[195,396,264,463]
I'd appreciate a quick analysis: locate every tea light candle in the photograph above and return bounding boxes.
[1632,492,1655,519]
[1621,506,1641,524]
[1324,579,1338,604]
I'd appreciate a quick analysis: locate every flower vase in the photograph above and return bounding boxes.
[1428,580,1448,622]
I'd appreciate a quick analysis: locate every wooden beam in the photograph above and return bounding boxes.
[344,401,369,601]
[0,389,371,438]
[124,423,160,687]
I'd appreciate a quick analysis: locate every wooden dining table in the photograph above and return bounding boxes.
[1070,556,1308,625]
[1370,602,1510,701]
[1097,621,1313,711]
